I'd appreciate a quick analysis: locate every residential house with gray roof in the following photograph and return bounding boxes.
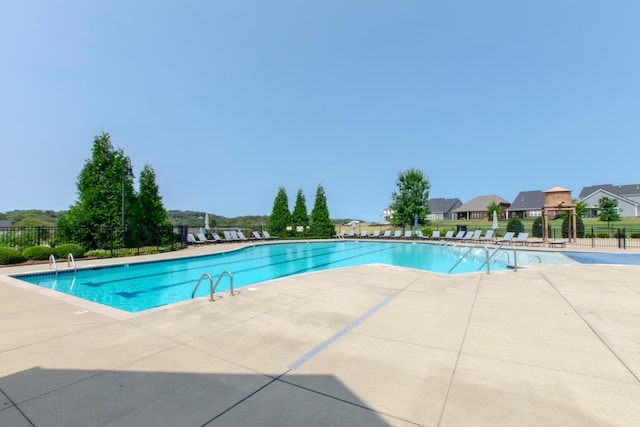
[507,190,545,219]
[427,198,462,221]
[452,195,510,220]
[578,184,640,217]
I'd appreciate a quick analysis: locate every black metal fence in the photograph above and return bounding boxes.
[0,225,190,258]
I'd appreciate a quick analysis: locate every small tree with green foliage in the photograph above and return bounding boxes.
[389,168,431,230]
[562,216,585,238]
[598,197,621,228]
[291,189,309,236]
[267,187,291,237]
[531,217,550,238]
[506,218,525,234]
[486,202,500,221]
[308,184,335,238]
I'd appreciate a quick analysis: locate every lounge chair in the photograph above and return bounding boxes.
[469,230,482,242]
[513,232,529,246]
[237,231,252,241]
[262,231,275,240]
[359,230,368,238]
[441,230,454,240]
[478,229,494,243]
[452,231,467,240]
[345,230,355,238]
[403,230,413,238]
[430,230,441,239]
[461,231,475,241]
[252,231,263,240]
[415,230,426,239]
[381,230,392,238]
[496,231,515,244]
[548,239,567,248]
[197,233,214,244]
[223,230,234,241]
[212,233,225,243]
[392,230,402,239]
[370,230,381,238]
[187,233,205,244]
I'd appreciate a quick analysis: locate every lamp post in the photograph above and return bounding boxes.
[121,157,135,248]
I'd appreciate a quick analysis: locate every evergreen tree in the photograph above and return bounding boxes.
[59,133,132,249]
[291,189,309,235]
[129,165,169,245]
[308,184,335,238]
[266,187,291,237]
[389,168,431,230]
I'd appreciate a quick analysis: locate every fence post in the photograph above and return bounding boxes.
[591,227,594,248]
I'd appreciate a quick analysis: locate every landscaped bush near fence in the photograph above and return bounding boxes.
[22,246,54,261]
[596,232,610,238]
[506,218,524,234]
[631,233,640,239]
[562,216,585,238]
[0,247,26,265]
[85,249,112,258]
[531,217,552,238]
[53,244,85,259]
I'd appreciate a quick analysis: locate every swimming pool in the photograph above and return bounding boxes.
[12,241,561,313]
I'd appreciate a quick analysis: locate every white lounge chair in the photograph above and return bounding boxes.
[359,230,368,238]
[370,230,381,238]
[197,233,214,244]
[513,232,529,246]
[441,230,454,240]
[403,230,413,238]
[392,230,402,239]
[452,231,467,240]
[430,230,441,239]
[187,233,204,244]
[478,229,494,243]
[252,231,263,240]
[381,230,392,238]
[496,232,515,244]
[262,231,275,240]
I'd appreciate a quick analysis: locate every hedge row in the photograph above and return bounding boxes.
[0,244,86,265]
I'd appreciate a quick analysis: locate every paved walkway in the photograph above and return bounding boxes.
[1,244,640,426]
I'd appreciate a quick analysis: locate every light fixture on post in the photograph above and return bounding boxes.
[121,157,135,248]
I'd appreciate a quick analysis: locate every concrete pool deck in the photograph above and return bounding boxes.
[1,243,639,426]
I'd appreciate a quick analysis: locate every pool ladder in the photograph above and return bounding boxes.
[191,270,235,301]
[447,244,520,274]
[49,253,77,274]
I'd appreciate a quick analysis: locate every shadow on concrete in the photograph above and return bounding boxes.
[0,367,396,427]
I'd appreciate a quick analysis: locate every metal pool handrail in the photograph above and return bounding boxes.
[67,253,76,272]
[480,244,518,272]
[448,245,491,274]
[191,271,235,301]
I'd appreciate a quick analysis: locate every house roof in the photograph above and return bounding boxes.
[579,184,640,199]
[428,198,461,213]
[509,190,545,210]
[453,195,510,212]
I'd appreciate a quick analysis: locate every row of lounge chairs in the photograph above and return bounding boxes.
[187,230,275,245]
[337,229,556,247]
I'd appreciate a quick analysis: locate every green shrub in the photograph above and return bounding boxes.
[596,232,610,238]
[22,246,54,261]
[630,233,640,239]
[0,247,26,265]
[506,218,524,234]
[531,217,551,238]
[53,244,85,259]
[85,249,112,258]
[562,216,585,238]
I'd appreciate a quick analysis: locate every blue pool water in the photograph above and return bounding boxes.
[15,241,507,313]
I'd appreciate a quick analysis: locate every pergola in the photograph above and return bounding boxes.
[542,187,576,243]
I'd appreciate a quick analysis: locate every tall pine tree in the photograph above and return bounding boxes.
[266,187,291,237]
[291,189,309,235]
[309,184,335,238]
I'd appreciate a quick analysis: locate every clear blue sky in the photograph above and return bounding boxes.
[1,1,639,222]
